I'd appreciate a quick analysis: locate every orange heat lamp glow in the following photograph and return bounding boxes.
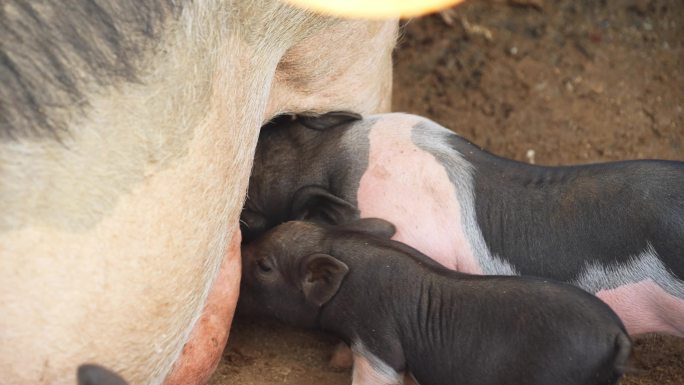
[282,0,465,18]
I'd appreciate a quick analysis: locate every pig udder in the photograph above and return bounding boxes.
[163,231,242,385]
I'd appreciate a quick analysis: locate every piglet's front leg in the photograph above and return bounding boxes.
[352,350,404,385]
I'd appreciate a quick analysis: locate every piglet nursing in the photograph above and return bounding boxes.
[242,112,684,336]
[239,219,631,385]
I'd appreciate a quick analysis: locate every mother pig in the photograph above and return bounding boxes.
[242,112,684,336]
[0,1,401,384]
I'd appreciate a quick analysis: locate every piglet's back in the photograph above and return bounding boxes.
[327,227,631,385]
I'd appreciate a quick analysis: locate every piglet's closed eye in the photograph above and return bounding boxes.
[299,111,362,131]
[300,253,349,307]
[240,209,270,242]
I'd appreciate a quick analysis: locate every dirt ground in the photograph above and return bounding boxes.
[210,1,683,384]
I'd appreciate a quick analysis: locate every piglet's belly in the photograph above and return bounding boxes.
[596,279,684,336]
[164,231,242,385]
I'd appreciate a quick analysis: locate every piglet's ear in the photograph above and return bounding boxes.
[300,253,349,307]
[338,218,396,239]
[290,185,359,225]
[299,111,362,131]
[77,364,129,385]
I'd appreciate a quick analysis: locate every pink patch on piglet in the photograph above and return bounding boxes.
[597,279,684,336]
[357,115,482,274]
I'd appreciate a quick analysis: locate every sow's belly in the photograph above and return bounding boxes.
[164,231,242,385]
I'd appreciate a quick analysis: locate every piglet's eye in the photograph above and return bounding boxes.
[257,259,273,273]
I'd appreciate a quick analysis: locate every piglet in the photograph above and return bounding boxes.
[242,112,684,336]
[239,219,631,385]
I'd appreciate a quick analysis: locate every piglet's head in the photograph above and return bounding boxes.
[238,221,349,328]
[241,112,362,242]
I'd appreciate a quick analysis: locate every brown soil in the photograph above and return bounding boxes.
[210,1,684,384]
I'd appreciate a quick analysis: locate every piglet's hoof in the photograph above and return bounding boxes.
[328,342,353,370]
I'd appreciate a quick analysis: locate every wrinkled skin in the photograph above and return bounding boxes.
[240,219,631,385]
[242,112,684,337]
[0,2,397,384]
